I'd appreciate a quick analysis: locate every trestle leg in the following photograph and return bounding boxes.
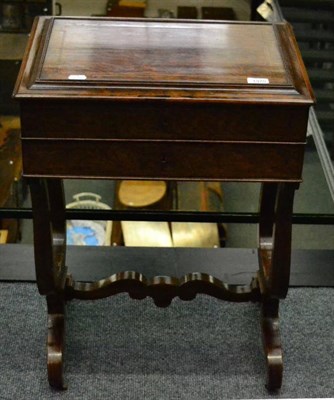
[29,178,68,389]
[257,182,298,390]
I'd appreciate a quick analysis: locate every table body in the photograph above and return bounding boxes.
[14,17,314,391]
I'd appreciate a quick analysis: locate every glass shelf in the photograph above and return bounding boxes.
[0,0,333,251]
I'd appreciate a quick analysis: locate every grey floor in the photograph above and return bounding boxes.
[0,283,333,399]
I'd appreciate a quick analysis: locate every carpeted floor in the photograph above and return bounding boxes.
[0,283,333,399]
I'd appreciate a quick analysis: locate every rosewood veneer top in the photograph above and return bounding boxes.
[14,17,314,104]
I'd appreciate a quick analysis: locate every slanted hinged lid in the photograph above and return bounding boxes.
[14,17,314,104]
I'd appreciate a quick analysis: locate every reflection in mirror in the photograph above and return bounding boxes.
[0,0,333,249]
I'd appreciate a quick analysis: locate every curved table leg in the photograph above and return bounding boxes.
[258,182,298,298]
[258,182,298,390]
[29,178,68,389]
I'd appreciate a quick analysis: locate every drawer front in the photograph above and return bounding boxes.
[22,139,305,181]
[20,101,310,143]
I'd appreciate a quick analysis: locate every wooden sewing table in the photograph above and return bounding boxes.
[14,17,314,390]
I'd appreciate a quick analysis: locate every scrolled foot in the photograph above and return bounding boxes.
[261,299,283,391]
[47,313,67,390]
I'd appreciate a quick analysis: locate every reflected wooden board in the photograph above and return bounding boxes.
[0,115,22,243]
[119,180,167,208]
[0,117,22,205]
[121,221,173,247]
[0,230,8,244]
[0,116,21,146]
[0,34,28,60]
[172,222,220,248]
[121,220,220,248]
